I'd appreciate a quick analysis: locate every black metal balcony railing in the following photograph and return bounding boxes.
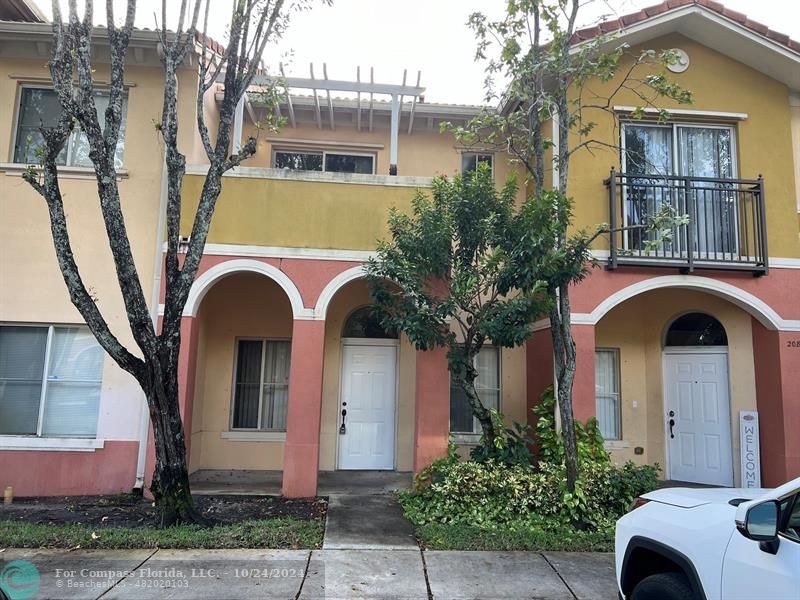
[604,169,768,275]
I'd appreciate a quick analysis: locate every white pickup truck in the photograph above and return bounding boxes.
[615,476,800,600]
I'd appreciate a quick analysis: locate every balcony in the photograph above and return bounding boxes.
[180,167,431,251]
[604,170,768,275]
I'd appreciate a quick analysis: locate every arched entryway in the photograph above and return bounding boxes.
[662,312,733,486]
[188,270,295,474]
[592,288,757,487]
[337,306,399,470]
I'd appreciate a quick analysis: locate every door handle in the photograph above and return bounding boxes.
[339,408,347,435]
[669,418,675,439]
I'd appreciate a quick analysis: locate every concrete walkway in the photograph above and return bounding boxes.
[323,495,417,550]
[0,548,617,599]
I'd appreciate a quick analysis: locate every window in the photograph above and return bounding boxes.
[0,325,104,438]
[781,494,800,542]
[621,122,737,254]
[273,149,374,174]
[449,347,500,434]
[665,313,727,346]
[342,306,397,339]
[595,348,621,440]
[232,339,291,431]
[13,87,128,168]
[461,152,493,176]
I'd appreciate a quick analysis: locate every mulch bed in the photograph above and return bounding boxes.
[0,494,327,527]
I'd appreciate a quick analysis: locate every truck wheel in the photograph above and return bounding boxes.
[631,572,696,600]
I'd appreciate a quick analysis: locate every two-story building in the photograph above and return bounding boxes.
[0,0,798,498]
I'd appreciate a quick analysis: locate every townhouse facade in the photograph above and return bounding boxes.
[0,0,798,498]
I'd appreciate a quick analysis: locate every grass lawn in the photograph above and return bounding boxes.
[415,523,613,552]
[0,518,324,550]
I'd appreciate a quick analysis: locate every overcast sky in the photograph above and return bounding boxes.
[44,0,800,104]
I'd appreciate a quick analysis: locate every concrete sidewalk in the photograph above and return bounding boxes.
[0,548,617,599]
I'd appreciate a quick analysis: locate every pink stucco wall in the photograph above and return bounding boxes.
[0,441,139,497]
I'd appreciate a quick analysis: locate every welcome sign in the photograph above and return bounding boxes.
[739,411,761,488]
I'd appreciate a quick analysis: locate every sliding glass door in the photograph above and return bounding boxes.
[622,123,738,258]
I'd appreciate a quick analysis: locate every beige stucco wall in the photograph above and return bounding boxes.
[318,279,416,472]
[595,288,757,486]
[0,56,194,442]
[189,273,292,471]
[240,119,526,199]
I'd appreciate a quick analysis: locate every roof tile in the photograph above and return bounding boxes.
[569,0,798,56]
[720,7,747,24]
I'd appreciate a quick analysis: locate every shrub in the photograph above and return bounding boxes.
[532,386,609,466]
[469,410,533,466]
[400,455,660,533]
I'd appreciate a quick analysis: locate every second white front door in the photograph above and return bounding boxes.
[663,351,733,486]
[337,343,397,470]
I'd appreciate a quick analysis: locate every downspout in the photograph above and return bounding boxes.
[134,149,169,489]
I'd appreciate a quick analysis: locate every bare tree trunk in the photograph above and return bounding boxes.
[142,348,207,525]
[549,283,579,491]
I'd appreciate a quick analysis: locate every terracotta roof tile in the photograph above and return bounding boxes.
[570,0,799,55]
[744,19,769,36]
[766,30,790,45]
[720,7,747,24]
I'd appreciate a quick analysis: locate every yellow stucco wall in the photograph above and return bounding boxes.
[180,174,424,250]
[566,34,800,258]
[595,288,757,486]
[791,97,800,215]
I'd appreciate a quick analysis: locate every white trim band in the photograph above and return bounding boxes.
[183,258,312,319]
[220,431,286,442]
[0,436,106,452]
[530,275,800,332]
[185,164,433,188]
[613,106,748,121]
[165,243,374,263]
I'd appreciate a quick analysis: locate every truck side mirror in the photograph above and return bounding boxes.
[737,499,780,554]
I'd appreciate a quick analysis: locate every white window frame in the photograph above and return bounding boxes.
[595,347,622,441]
[11,84,128,167]
[449,346,502,436]
[271,147,376,174]
[0,322,103,439]
[460,152,494,177]
[229,337,291,433]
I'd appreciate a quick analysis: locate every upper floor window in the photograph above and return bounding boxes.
[0,325,104,438]
[273,149,374,174]
[449,346,500,434]
[622,122,736,179]
[231,339,291,432]
[13,87,128,169]
[461,152,493,176]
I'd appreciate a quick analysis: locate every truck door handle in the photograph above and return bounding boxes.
[669,418,675,438]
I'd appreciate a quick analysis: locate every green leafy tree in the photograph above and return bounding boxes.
[366,166,548,451]
[456,0,691,491]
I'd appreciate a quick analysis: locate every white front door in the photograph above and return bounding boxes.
[663,351,733,486]
[337,343,397,470]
